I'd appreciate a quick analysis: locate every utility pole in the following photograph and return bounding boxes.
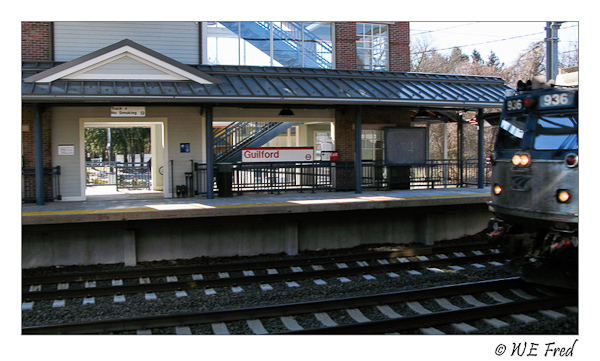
[545,22,563,82]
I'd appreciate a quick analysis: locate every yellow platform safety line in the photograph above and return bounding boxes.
[401,193,489,200]
[22,193,489,216]
[22,208,152,216]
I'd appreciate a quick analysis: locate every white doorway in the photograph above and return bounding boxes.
[81,119,167,198]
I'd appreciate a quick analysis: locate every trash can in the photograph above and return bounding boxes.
[216,163,233,197]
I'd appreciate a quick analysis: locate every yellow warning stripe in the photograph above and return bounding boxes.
[22,193,489,216]
[22,208,152,216]
[401,193,489,200]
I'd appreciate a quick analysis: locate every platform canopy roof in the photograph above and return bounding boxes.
[22,39,510,109]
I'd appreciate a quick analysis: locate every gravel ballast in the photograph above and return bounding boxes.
[22,234,578,334]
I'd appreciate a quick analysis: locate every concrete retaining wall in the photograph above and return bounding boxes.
[22,204,491,268]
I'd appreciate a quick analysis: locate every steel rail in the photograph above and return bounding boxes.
[22,253,506,302]
[23,243,493,285]
[22,277,527,334]
[283,294,578,334]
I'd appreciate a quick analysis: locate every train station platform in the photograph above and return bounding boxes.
[22,187,493,269]
[22,187,491,226]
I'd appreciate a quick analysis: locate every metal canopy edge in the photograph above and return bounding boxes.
[22,41,510,109]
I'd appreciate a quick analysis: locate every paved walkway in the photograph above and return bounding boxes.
[23,187,490,216]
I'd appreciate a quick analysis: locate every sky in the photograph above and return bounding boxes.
[410,21,579,65]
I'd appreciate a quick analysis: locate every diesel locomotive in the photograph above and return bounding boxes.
[488,78,578,289]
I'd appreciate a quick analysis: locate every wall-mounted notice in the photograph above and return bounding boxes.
[58,145,75,156]
[111,106,146,117]
[242,147,314,162]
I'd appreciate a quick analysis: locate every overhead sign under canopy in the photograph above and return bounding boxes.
[242,147,314,162]
[111,106,146,117]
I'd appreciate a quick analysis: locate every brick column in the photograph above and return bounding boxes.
[334,22,358,70]
[22,105,52,168]
[334,108,356,189]
[389,22,410,72]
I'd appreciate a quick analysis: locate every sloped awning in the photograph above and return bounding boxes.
[22,40,510,109]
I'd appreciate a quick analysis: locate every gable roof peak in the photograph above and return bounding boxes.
[24,39,221,85]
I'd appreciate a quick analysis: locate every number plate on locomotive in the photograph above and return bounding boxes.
[538,92,575,109]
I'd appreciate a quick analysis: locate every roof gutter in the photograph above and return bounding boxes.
[20,95,503,109]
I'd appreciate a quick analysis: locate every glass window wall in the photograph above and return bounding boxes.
[356,23,389,71]
[206,22,333,68]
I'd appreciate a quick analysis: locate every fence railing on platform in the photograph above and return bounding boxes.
[192,159,490,196]
[86,161,151,191]
[21,166,61,202]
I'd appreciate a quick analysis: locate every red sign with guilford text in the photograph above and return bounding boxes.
[242,147,314,162]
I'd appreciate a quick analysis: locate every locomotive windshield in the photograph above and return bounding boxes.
[496,116,527,150]
[533,113,578,150]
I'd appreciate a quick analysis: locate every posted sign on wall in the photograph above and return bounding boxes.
[111,106,146,117]
[242,147,314,162]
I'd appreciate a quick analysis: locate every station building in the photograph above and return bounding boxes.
[22,21,509,205]
[21,22,516,268]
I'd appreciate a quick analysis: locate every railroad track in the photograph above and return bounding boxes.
[22,244,505,303]
[22,277,577,335]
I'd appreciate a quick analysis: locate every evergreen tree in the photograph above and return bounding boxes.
[471,49,483,64]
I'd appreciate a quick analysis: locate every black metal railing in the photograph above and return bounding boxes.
[21,166,61,202]
[193,159,491,196]
[86,161,151,190]
[115,162,151,190]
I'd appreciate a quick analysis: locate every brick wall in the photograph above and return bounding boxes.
[22,105,52,168]
[388,22,410,72]
[22,22,52,61]
[334,22,357,70]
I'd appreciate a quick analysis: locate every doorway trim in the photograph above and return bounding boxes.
[79,117,168,200]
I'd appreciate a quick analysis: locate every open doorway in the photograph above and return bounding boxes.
[83,121,165,197]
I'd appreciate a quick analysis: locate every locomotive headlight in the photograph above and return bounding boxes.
[512,154,521,166]
[493,184,502,195]
[557,189,571,203]
[512,153,531,166]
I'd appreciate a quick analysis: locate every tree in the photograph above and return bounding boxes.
[487,51,503,70]
[85,127,151,163]
[85,128,108,160]
[410,35,577,164]
[560,41,578,68]
[471,49,483,64]
[502,41,546,87]
[112,127,151,163]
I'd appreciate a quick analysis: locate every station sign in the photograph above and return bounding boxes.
[111,106,146,117]
[242,147,314,162]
